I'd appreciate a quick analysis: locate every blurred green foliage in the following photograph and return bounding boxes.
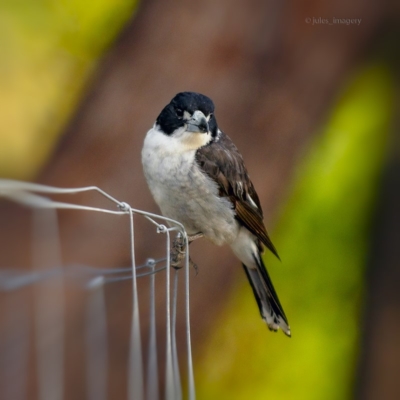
[0,0,137,179]
[195,63,395,400]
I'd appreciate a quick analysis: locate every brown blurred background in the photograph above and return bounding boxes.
[0,0,399,399]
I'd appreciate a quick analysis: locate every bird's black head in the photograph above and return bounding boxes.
[156,92,219,138]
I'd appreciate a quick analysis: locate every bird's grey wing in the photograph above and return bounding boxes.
[195,132,279,258]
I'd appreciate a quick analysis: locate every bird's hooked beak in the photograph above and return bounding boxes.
[186,110,209,133]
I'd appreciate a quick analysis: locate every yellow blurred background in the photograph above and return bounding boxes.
[0,0,137,179]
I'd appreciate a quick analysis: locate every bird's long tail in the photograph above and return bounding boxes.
[230,228,290,336]
[242,253,291,337]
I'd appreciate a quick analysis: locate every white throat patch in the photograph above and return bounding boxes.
[150,124,212,153]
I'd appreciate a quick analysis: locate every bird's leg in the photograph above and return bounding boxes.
[187,233,203,274]
[187,232,204,243]
[170,232,203,269]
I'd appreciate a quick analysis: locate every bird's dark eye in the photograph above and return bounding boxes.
[176,108,184,119]
[209,113,213,119]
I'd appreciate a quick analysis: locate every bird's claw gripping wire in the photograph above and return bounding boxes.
[170,233,203,273]
[170,235,186,269]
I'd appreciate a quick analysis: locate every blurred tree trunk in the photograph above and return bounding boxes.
[355,128,400,400]
[0,0,393,398]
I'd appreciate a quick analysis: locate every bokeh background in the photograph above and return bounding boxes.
[0,0,399,399]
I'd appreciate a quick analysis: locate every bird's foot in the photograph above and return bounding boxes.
[171,233,186,269]
[170,234,186,269]
[170,232,203,270]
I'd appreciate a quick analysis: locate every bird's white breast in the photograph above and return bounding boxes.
[142,127,238,245]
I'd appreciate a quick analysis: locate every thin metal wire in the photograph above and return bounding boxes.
[0,270,170,292]
[32,208,65,400]
[0,260,169,291]
[164,229,175,400]
[185,234,196,400]
[172,269,182,400]
[85,277,108,400]
[0,179,188,231]
[146,260,159,400]
[0,179,196,400]
[127,205,144,400]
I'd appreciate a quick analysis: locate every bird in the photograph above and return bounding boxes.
[142,91,290,336]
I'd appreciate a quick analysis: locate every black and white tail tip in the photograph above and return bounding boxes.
[243,254,291,337]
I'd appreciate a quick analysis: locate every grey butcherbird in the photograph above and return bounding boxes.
[142,92,290,336]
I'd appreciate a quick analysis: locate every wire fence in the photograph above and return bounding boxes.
[0,179,195,400]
